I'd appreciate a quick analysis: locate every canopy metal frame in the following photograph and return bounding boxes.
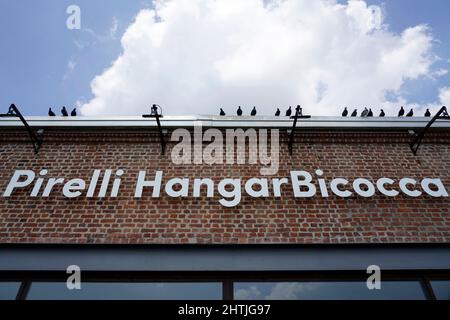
[288,105,311,155]
[0,104,43,154]
[142,104,167,155]
[410,106,450,155]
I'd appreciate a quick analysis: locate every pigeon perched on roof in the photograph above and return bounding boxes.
[250,106,257,116]
[351,109,357,117]
[285,106,292,117]
[275,108,280,116]
[379,109,385,117]
[424,109,431,117]
[342,107,348,117]
[367,109,373,117]
[71,108,77,116]
[61,106,68,117]
[219,108,225,116]
[398,106,405,117]
[48,108,55,117]
[360,108,369,117]
[406,109,414,117]
[237,106,243,116]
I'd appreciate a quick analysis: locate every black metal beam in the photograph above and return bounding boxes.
[15,280,31,300]
[288,105,311,155]
[409,106,450,155]
[420,277,437,300]
[142,104,166,155]
[0,104,43,154]
[222,280,234,300]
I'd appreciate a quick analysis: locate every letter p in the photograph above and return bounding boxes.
[3,170,35,197]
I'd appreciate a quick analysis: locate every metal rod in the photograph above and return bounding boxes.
[410,106,449,155]
[142,104,166,155]
[0,104,43,154]
[154,110,166,155]
[15,280,32,300]
[288,105,311,155]
[420,277,437,300]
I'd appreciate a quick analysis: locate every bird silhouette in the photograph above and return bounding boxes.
[424,109,431,117]
[48,108,56,117]
[361,107,369,117]
[285,106,292,117]
[379,109,385,117]
[398,106,405,117]
[351,109,357,117]
[61,106,68,117]
[220,108,225,116]
[367,109,373,117]
[250,106,257,116]
[71,108,77,116]
[237,106,243,116]
[275,108,281,116]
[342,107,348,117]
[406,108,413,117]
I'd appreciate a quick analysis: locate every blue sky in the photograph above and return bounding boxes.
[0,0,449,116]
[0,0,148,115]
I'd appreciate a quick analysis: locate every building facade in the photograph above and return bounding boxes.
[0,115,449,300]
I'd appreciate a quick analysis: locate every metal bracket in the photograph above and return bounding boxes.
[0,104,43,154]
[288,105,311,155]
[142,104,166,155]
[409,106,450,155]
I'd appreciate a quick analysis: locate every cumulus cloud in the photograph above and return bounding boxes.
[234,282,321,300]
[234,286,261,300]
[439,87,450,106]
[80,0,441,116]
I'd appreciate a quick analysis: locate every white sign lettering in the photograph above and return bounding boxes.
[2,169,448,208]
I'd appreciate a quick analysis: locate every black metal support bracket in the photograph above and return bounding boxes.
[288,105,311,155]
[409,106,450,155]
[0,104,43,154]
[142,104,166,155]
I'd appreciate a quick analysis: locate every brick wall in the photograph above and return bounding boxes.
[0,129,449,244]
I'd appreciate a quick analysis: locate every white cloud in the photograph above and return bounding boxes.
[110,16,119,39]
[234,282,321,300]
[67,59,76,71]
[80,0,439,116]
[266,282,320,300]
[234,286,261,300]
[439,87,450,106]
[62,58,77,81]
[431,68,448,79]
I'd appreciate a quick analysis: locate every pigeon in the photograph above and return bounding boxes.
[398,106,405,117]
[285,106,292,117]
[367,109,373,117]
[342,107,348,117]
[219,108,225,116]
[379,109,385,117]
[237,106,243,116]
[275,108,280,116]
[250,106,257,116]
[48,108,56,117]
[71,108,77,116]
[424,109,431,117]
[351,109,357,117]
[361,107,369,117]
[61,106,68,117]
[406,109,413,117]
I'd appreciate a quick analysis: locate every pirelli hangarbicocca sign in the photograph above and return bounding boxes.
[0,115,449,244]
[2,169,448,208]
